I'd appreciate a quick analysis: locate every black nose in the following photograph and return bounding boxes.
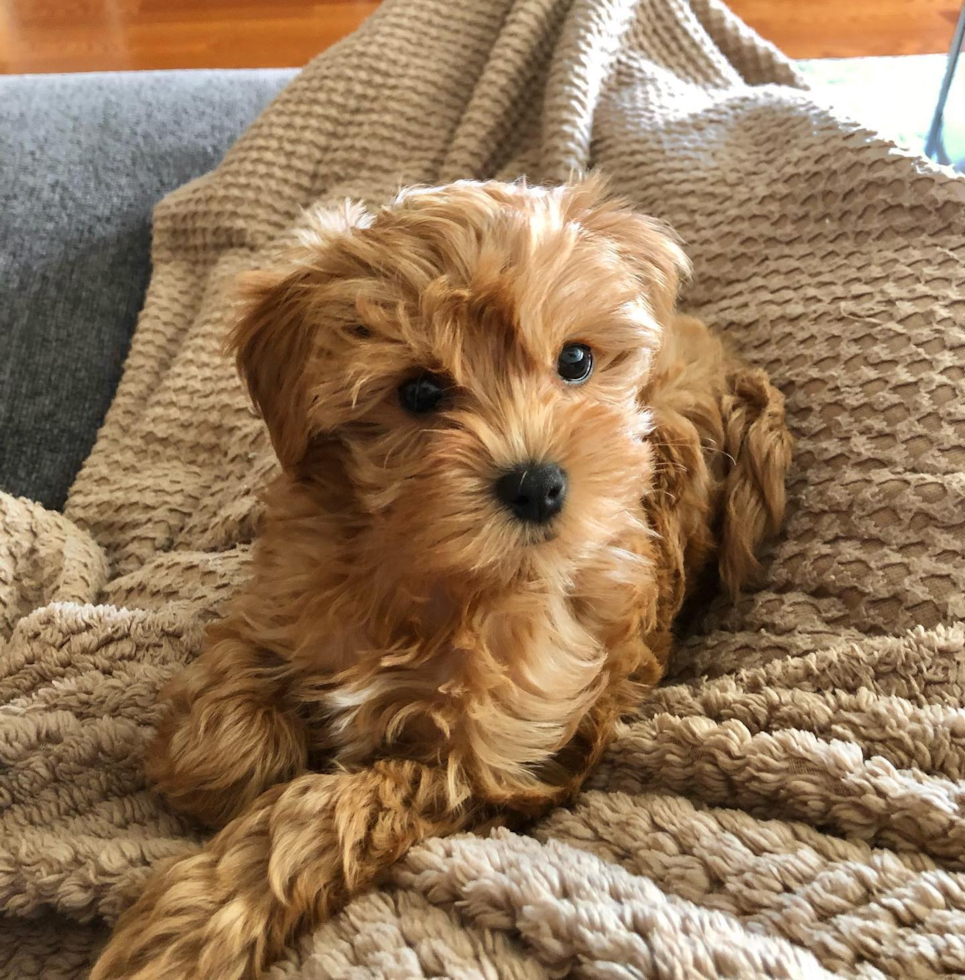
[494,462,567,525]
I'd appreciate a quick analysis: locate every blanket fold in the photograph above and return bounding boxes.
[2,0,964,976]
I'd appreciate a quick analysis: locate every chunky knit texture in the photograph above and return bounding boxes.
[2,0,965,976]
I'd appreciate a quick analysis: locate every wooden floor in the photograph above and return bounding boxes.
[0,0,960,74]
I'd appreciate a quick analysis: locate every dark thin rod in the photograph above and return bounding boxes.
[925,2,965,163]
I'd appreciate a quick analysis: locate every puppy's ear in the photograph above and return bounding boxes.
[229,202,371,470]
[717,365,793,596]
[230,264,318,470]
[563,175,691,322]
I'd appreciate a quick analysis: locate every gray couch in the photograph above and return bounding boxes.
[0,69,296,510]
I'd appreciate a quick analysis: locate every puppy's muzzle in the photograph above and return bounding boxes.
[495,462,567,525]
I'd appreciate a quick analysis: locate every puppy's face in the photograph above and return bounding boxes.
[233,179,687,591]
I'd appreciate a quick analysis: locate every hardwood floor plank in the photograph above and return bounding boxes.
[731,0,959,58]
[0,0,380,73]
[0,0,959,74]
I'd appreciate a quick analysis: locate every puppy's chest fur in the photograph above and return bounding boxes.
[246,490,666,780]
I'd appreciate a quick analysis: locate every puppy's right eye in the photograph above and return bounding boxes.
[557,343,593,384]
[398,372,448,415]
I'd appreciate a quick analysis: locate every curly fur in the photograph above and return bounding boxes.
[91,177,792,980]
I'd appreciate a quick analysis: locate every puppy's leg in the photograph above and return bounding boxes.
[90,761,475,980]
[147,624,308,828]
[717,361,793,594]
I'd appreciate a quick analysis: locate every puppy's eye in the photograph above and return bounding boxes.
[557,343,593,384]
[398,372,448,415]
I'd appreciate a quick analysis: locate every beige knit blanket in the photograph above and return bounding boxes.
[3,0,965,976]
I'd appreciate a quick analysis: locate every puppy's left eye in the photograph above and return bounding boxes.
[398,372,448,415]
[557,343,593,384]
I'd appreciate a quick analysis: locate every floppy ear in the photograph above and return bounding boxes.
[562,175,691,323]
[229,201,371,470]
[717,364,794,596]
[230,264,319,470]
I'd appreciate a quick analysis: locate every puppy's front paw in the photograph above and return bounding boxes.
[146,636,307,828]
[90,843,255,980]
[147,699,306,828]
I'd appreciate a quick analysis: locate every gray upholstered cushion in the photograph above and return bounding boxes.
[0,68,296,509]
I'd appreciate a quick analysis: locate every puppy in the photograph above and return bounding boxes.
[92,177,792,980]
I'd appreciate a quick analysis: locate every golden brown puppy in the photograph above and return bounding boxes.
[92,177,792,980]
